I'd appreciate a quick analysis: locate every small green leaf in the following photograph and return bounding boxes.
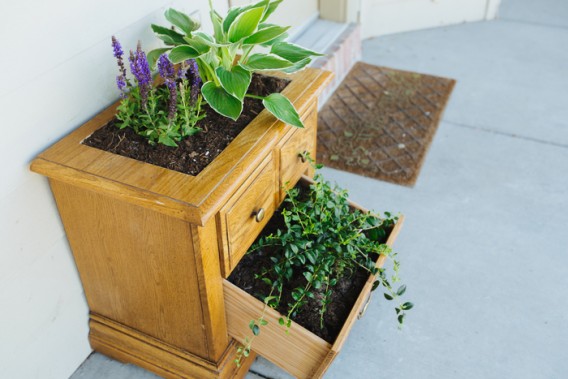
[216,65,252,100]
[182,36,211,55]
[384,293,394,301]
[402,302,414,310]
[243,25,290,45]
[210,9,225,42]
[271,41,323,63]
[281,57,312,74]
[158,134,178,147]
[260,319,268,326]
[278,317,285,326]
[262,93,303,128]
[252,324,260,336]
[303,272,313,282]
[228,6,265,43]
[371,280,380,291]
[168,45,201,63]
[261,0,284,22]
[192,31,229,47]
[201,82,243,121]
[165,8,200,35]
[396,285,407,296]
[241,53,293,71]
[151,25,187,45]
[223,6,244,34]
[249,320,255,330]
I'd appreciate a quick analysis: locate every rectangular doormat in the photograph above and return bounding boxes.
[317,62,455,187]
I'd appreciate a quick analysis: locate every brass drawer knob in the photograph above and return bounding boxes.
[298,151,308,163]
[253,208,265,223]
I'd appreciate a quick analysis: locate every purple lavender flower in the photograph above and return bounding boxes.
[129,43,153,109]
[116,75,127,98]
[112,36,123,58]
[111,36,130,97]
[158,54,177,120]
[187,59,202,104]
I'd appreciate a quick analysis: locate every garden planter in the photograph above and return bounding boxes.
[30,68,332,379]
[224,176,404,379]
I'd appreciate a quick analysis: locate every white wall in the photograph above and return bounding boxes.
[231,0,319,37]
[0,1,228,378]
[354,0,501,38]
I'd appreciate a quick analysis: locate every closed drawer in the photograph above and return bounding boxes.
[224,178,404,379]
[217,154,278,278]
[279,107,317,199]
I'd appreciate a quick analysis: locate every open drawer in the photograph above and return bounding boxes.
[223,185,404,379]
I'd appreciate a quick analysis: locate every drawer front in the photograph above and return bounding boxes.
[218,155,278,277]
[279,108,317,198]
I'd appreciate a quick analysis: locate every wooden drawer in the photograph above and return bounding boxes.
[279,107,318,199]
[224,193,404,378]
[217,154,278,278]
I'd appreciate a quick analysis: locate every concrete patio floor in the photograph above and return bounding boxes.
[71,0,568,378]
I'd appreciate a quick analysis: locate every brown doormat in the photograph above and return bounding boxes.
[317,62,455,186]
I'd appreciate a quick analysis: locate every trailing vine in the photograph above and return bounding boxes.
[234,166,412,365]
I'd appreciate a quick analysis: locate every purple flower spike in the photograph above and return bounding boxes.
[116,75,127,98]
[158,54,175,80]
[111,36,129,94]
[158,54,177,120]
[187,59,202,104]
[111,36,123,59]
[129,43,153,109]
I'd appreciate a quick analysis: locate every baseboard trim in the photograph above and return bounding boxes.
[89,313,254,379]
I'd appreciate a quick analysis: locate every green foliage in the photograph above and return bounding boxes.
[116,62,205,147]
[233,160,411,365]
[150,0,323,125]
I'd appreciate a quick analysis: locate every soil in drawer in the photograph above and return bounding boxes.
[224,177,404,379]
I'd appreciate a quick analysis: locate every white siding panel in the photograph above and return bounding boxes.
[360,0,500,38]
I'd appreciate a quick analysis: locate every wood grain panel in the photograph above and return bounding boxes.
[224,156,278,275]
[224,280,331,379]
[49,179,209,358]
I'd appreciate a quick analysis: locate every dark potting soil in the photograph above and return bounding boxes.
[83,74,289,176]
[228,184,392,344]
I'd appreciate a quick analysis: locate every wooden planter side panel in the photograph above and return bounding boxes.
[49,179,210,359]
[223,280,331,379]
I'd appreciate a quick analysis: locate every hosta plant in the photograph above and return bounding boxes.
[234,163,412,364]
[111,37,205,146]
[149,0,323,127]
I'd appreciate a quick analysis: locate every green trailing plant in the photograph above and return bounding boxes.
[149,0,323,127]
[234,162,412,365]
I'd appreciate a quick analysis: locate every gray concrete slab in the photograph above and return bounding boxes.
[363,21,568,147]
[500,0,568,29]
[71,353,161,379]
[318,122,568,379]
